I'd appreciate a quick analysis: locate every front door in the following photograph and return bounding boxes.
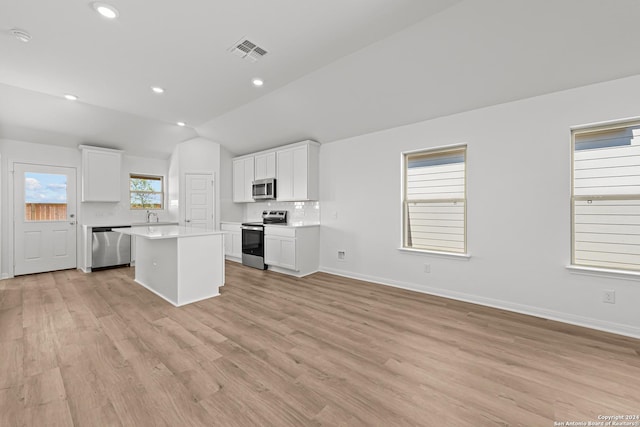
[14,163,77,275]
[184,173,213,229]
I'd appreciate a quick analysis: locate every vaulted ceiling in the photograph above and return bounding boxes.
[2,0,640,158]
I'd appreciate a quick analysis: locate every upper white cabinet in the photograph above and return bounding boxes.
[276,141,319,201]
[79,145,123,202]
[232,157,255,203]
[232,140,318,203]
[254,152,276,180]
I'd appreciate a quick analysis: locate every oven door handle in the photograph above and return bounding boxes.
[241,226,264,231]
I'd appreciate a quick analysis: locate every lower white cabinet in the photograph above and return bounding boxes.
[221,223,242,260]
[265,235,296,270]
[264,225,319,276]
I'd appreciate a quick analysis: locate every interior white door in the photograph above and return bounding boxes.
[14,163,77,275]
[185,173,214,229]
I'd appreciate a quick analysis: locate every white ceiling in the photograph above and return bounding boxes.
[2,0,640,158]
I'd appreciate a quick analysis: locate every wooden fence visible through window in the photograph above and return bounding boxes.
[25,203,67,221]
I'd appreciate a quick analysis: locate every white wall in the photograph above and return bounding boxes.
[168,137,222,228]
[0,139,169,278]
[219,146,243,222]
[82,154,170,225]
[319,74,640,339]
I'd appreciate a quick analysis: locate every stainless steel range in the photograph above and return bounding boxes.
[241,210,287,270]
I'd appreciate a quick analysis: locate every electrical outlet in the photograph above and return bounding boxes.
[603,290,616,304]
[337,250,346,261]
[424,264,431,273]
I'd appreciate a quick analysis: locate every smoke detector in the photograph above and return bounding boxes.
[10,28,32,43]
[228,38,268,62]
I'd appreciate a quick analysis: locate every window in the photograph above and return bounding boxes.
[130,174,163,209]
[572,120,640,272]
[402,145,466,254]
[24,172,67,221]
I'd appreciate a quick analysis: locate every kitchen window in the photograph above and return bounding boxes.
[130,174,164,210]
[571,119,640,272]
[402,144,467,254]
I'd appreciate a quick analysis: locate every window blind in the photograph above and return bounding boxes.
[572,124,640,271]
[404,147,466,253]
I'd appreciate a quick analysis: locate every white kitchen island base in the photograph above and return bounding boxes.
[116,226,225,307]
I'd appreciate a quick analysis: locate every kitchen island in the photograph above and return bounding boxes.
[115,225,225,306]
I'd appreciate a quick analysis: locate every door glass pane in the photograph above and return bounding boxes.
[24,172,67,221]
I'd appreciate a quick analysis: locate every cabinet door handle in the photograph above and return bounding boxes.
[185,219,191,223]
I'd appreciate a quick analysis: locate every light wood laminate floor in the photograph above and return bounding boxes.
[1,261,639,426]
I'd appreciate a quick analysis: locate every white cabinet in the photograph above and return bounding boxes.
[264,225,319,276]
[276,141,319,201]
[79,145,123,202]
[221,223,242,260]
[232,157,255,203]
[254,152,276,180]
[233,140,318,203]
[265,235,296,270]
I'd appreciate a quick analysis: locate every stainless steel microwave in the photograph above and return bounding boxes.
[252,178,276,200]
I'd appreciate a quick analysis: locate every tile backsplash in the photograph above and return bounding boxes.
[245,201,320,224]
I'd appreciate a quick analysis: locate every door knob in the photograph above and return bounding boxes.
[69,222,76,225]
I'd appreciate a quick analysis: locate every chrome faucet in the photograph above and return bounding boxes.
[146,210,158,223]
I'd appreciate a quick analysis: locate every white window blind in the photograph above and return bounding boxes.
[572,122,640,271]
[403,146,466,254]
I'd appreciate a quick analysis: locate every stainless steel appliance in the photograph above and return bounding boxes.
[241,210,287,269]
[92,226,132,270]
[252,178,276,200]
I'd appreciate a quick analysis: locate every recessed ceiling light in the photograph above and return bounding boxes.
[64,94,78,101]
[176,121,186,127]
[151,86,165,94]
[92,2,119,19]
[10,28,32,43]
[252,78,264,87]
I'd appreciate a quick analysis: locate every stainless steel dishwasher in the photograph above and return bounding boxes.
[92,226,131,270]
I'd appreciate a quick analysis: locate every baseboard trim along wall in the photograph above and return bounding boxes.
[319,266,640,340]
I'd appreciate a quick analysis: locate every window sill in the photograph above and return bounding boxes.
[566,265,640,280]
[398,247,471,260]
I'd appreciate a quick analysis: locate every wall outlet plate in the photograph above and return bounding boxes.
[603,290,616,304]
[337,250,346,261]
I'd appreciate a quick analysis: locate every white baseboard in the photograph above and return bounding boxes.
[268,265,319,278]
[319,266,640,340]
[134,279,219,307]
[0,273,12,280]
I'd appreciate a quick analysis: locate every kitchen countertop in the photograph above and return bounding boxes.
[220,221,319,228]
[265,222,320,228]
[114,225,225,240]
[82,222,179,228]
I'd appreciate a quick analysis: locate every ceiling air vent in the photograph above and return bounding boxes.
[229,38,268,62]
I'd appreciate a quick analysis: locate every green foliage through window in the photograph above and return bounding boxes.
[130,174,163,209]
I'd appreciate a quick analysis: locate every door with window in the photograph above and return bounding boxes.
[14,163,77,275]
